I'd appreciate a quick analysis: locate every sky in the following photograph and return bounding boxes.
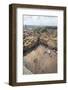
[23,15,58,26]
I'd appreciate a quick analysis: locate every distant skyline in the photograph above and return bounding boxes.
[23,15,58,26]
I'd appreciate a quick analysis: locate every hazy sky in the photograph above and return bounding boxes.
[23,15,58,26]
